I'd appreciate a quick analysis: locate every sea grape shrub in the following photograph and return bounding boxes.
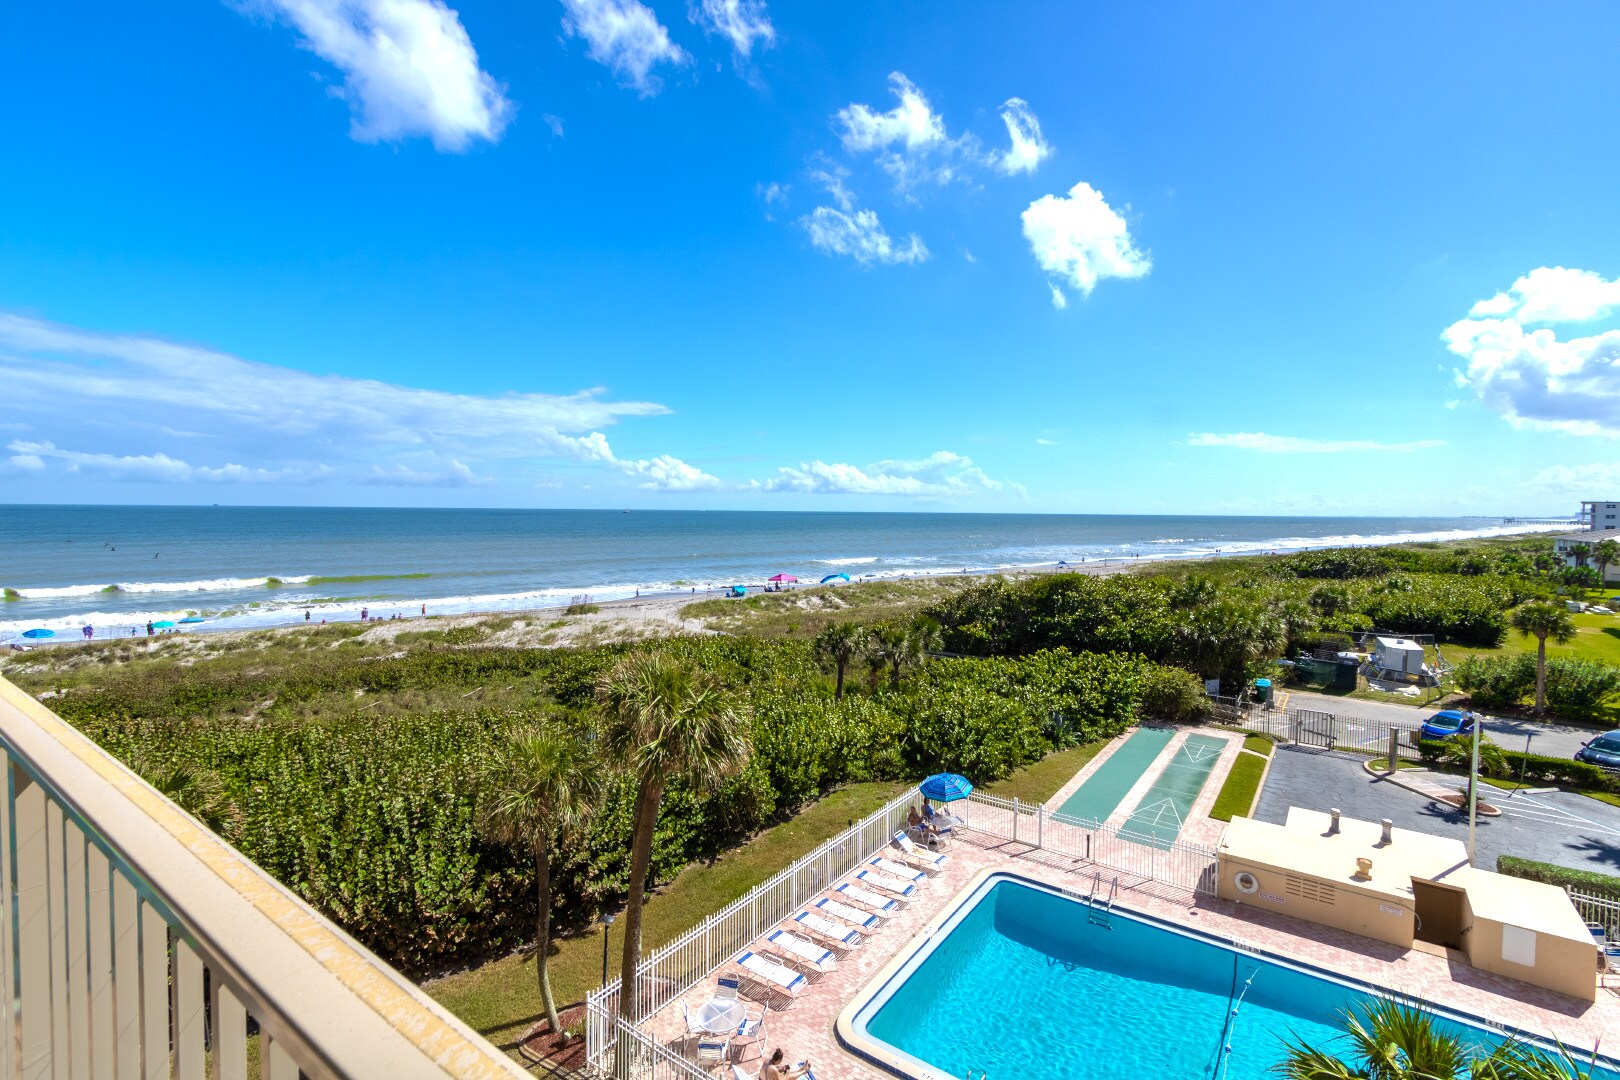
[1452,653,1537,710]
[1543,657,1620,721]
[1136,665,1209,723]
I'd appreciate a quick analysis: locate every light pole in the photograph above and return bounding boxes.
[599,913,616,986]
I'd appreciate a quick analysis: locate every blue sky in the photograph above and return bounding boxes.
[2,1,1618,514]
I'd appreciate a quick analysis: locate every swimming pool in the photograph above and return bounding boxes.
[839,873,1618,1080]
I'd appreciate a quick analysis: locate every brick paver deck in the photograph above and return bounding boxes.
[639,733,1619,1078]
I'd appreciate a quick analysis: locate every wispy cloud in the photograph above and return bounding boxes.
[800,207,927,266]
[560,0,689,96]
[1187,432,1446,453]
[0,313,710,490]
[749,450,1011,497]
[689,0,774,61]
[990,98,1052,175]
[248,0,511,150]
[1023,181,1150,305]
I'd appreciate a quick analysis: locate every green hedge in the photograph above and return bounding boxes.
[50,638,1169,976]
[1496,855,1620,901]
[1416,739,1620,795]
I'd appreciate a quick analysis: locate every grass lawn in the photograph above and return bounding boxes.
[1449,611,1620,667]
[1209,751,1268,822]
[1241,734,1274,757]
[981,739,1111,803]
[425,781,906,1056]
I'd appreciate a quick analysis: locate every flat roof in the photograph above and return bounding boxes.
[1221,810,1468,903]
[1441,866,1592,942]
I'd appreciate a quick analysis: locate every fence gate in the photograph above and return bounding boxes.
[1291,709,1336,749]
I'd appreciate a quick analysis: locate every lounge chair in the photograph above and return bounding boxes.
[793,910,862,947]
[892,830,948,870]
[816,895,886,927]
[764,930,835,972]
[833,883,901,913]
[868,855,928,884]
[855,868,917,898]
[736,950,806,1004]
[734,1065,818,1080]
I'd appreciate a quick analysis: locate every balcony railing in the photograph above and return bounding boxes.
[0,675,530,1080]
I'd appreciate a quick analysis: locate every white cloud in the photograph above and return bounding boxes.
[1035,438,1056,446]
[561,0,689,96]
[2,452,45,473]
[836,73,947,155]
[689,0,774,60]
[1532,462,1620,495]
[801,207,927,266]
[751,450,1009,497]
[1048,284,1068,309]
[620,453,722,491]
[1467,266,1620,325]
[1444,268,1620,436]
[542,113,565,137]
[808,161,854,211]
[253,0,510,151]
[1022,181,1150,301]
[0,313,702,490]
[1187,432,1446,453]
[991,98,1051,175]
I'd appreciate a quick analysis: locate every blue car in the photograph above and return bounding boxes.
[1419,710,1477,739]
[1575,731,1620,769]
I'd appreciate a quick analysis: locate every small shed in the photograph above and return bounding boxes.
[1373,637,1426,676]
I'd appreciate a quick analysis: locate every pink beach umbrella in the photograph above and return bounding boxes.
[767,574,798,583]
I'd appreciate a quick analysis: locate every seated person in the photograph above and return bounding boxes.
[763,1049,810,1080]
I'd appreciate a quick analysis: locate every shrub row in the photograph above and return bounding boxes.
[54,638,1185,976]
[1452,652,1620,720]
[1496,855,1620,901]
[1416,738,1620,795]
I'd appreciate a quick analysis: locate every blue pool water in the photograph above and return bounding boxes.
[853,876,1617,1080]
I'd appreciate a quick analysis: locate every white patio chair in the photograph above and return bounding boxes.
[736,950,806,1005]
[733,1005,766,1060]
[679,1002,708,1054]
[764,930,835,973]
[833,883,901,913]
[892,830,948,870]
[697,1038,730,1067]
[793,909,862,947]
[868,855,928,884]
[855,867,917,898]
[714,973,741,1001]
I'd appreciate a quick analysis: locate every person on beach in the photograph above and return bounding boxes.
[360,607,368,621]
[145,621,154,636]
[420,604,426,615]
[305,610,310,622]
[762,1049,809,1080]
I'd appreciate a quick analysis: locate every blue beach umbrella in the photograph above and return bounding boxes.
[179,617,205,624]
[20,628,55,639]
[919,773,973,802]
[819,573,851,584]
[152,620,176,629]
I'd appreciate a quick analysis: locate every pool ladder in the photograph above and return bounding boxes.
[1085,871,1118,928]
[967,1071,989,1080]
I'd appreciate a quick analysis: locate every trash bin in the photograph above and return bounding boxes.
[1253,678,1273,705]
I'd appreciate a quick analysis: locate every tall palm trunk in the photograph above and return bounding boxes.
[1534,635,1548,713]
[535,834,561,1038]
[834,658,846,700]
[618,778,665,1022]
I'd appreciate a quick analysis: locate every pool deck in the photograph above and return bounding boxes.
[641,731,1620,1078]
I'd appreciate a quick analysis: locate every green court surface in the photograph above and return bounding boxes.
[1118,734,1228,849]
[1052,726,1175,826]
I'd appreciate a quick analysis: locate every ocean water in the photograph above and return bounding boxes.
[0,505,1548,639]
[858,879,1618,1080]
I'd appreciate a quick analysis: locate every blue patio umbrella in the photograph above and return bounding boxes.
[819,573,851,584]
[919,773,973,802]
[20,628,55,639]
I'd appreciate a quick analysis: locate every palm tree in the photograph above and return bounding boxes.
[813,621,866,700]
[1567,542,1591,569]
[598,652,749,1022]
[481,722,599,1042]
[1509,601,1576,714]
[864,622,914,689]
[1594,538,1619,586]
[1280,999,1592,1078]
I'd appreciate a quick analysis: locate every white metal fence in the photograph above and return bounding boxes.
[587,1001,711,1080]
[953,790,1220,897]
[585,787,918,1072]
[1569,887,1620,938]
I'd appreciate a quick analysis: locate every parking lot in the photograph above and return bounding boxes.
[1285,690,1605,762]
[1254,744,1620,877]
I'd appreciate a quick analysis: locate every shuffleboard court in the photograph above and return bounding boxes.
[1053,726,1175,825]
[1118,734,1228,849]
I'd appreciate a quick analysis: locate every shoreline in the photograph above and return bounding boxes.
[1,524,1563,646]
